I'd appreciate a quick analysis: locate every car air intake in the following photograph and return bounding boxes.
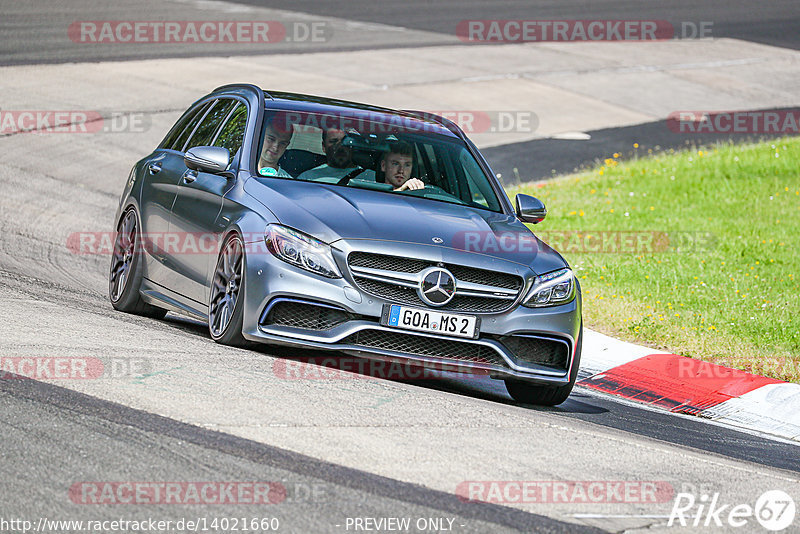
[262,300,353,331]
[498,335,570,371]
[341,329,506,367]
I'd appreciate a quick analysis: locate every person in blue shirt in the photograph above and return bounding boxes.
[258,114,293,178]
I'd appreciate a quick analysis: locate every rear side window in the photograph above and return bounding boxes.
[160,107,201,150]
[168,101,213,152]
[160,111,193,150]
[212,103,248,160]
[186,99,237,150]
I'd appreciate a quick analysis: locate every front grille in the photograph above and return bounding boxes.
[499,335,570,371]
[349,252,522,290]
[348,252,524,314]
[349,253,430,274]
[354,278,512,313]
[447,264,520,290]
[341,330,505,367]
[262,300,352,331]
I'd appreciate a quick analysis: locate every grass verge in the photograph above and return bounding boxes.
[506,137,800,381]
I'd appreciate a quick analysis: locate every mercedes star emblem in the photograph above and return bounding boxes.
[418,267,456,306]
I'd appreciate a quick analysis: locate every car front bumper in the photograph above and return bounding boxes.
[240,238,582,385]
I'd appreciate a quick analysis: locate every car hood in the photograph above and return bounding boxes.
[245,178,567,274]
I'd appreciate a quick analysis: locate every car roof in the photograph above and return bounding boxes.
[212,84,460,139]
[266,89,459,139]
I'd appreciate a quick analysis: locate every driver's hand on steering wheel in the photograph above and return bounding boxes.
[395,178,425,191]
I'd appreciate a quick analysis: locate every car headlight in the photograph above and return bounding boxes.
[522,268,575,307]
[265,225,341,278]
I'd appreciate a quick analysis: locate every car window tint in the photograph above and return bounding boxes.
[212,103,247,160]
[160,108,197,150]
[186,99,237,150]
[170,101,212,152]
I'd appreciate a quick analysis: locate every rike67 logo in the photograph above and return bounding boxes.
[669,490,796,531]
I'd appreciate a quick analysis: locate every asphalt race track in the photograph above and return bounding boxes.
[1,1,799,532]
[483,113,799,185]
[235,0,800,51]
[3,0,799,64]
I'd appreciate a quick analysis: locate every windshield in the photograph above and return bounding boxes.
[255,109,503,213]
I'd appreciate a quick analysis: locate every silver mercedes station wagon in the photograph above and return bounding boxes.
[109,84,582,405]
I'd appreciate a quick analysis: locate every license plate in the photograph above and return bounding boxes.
[381,304,480,339]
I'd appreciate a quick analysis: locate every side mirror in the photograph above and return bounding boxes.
[515,194,547,224]
[184,146,230,174]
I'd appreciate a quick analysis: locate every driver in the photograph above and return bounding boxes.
[382,141,425,191]
[297,128,375,182]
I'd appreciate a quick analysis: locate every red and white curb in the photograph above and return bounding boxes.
[578,330,800,442]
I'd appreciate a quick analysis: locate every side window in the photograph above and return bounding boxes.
[212,103,247,161]
[186,99,237,150]
[169,101,212,152]
[160,109,194,150]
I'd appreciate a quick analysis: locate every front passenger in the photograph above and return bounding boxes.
[258,114,293,178]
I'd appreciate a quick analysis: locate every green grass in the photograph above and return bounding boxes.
[506,137,800,381]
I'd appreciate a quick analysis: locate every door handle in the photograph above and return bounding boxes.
[183,170,197,183]
[148,162,162,174]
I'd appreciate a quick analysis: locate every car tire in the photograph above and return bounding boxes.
[208,233,250,347]
[108,208,168,319]
[504,325,583,406]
